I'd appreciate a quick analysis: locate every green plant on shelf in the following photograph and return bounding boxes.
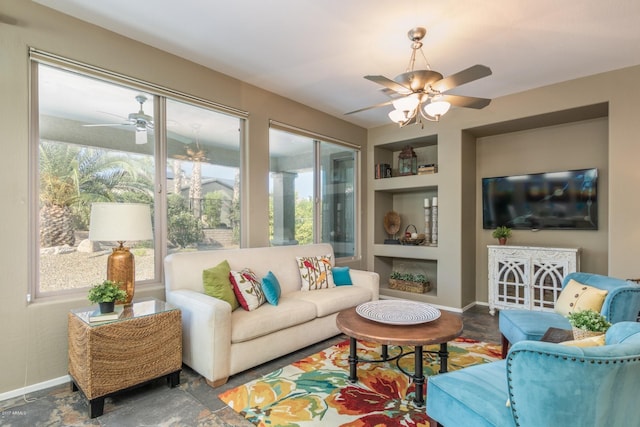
[491,226,512,239]
[390,271,428,284]
[567,309,611,332]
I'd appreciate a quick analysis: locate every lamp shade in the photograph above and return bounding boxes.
[89,203,153,242]
[388,109,407,123]
[135,129,147,145]
[392,95,420,112]
[424,100,451,118]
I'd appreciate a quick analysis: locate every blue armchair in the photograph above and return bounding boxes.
[499,272,640,358]
[426,321,640,427]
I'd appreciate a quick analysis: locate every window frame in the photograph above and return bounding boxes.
[268,120,361,261]
[28,49,248,301]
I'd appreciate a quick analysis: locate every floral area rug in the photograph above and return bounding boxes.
[218,337,501,427]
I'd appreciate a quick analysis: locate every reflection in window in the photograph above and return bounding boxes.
[37,65,156,294]
[166,99,241,252]
[269,128,357,258]
[34,62,243,297]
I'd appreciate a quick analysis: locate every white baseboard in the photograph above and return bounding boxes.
[0,375,70,402]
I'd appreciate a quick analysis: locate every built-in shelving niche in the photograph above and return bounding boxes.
[374,255,438,300]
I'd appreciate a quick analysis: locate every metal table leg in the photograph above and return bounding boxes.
[438,343,449,373]
[413,345,425,406]
[348,336,358,382]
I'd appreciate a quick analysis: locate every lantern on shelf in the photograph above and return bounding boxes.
[398,146,418,176]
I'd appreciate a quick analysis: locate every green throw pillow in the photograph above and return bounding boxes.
[203,260,239,310]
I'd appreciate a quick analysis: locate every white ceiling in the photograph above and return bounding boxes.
[34,0,640,129]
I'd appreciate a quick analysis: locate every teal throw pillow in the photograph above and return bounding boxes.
[203,260,239,311]
[262,271,281,305]
[332,266,353,286]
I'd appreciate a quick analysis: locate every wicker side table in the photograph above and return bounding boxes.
[68,297,182,418]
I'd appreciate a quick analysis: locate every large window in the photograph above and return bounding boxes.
[269,126,357,258]
[32,57,244,298]
[165,99,241,252]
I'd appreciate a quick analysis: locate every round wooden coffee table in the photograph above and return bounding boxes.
[336,305,463,407]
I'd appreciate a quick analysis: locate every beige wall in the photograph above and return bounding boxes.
[370,65,640,309]
[475,118,609,302]
[0,0,367,394]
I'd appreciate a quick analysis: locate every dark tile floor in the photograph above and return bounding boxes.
[0,305,500,426]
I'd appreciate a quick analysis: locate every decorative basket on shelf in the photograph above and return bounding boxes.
[400,224,425,246]
[388,268,431,294]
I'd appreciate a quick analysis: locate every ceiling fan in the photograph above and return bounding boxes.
[83,94,154,144]
[346,27,492,127]
[174,143,208,162]
[174,124,208,162]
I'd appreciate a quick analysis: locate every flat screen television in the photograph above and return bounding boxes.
[482,168,598,230]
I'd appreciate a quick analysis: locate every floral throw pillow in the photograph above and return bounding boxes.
[296,254,335,291]
[229,268,266,311]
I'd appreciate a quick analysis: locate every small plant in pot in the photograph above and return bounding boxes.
[567,309,611,339]
[492,226,512,245]
[88,280,127,314]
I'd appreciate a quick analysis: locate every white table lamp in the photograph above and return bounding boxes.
[89,203,153,304]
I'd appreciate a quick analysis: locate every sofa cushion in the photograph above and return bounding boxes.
[332,266,353,286]
[230,297,317,343]
[555,279,608,316]
[261,271,281,306]
[287,286,372,317]
[230,268,266,311]
[203,260,239,311]
[296,254,335,290]
[427,360,515,427]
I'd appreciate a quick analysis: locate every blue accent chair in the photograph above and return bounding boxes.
[426,321,640,427]
[499,272,640,358]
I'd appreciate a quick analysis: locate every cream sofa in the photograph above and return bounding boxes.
[164,243,379,387]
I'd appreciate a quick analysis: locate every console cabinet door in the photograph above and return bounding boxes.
[488,245,579,315]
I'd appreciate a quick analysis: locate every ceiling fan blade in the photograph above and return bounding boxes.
[364,75,412,95]
[345,99,394,115]
[380,88,405,98]
[441,94,491,109]
[430,65,492,93]
[82,123,131,127]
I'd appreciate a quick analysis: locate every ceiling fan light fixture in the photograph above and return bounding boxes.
[346,27,491,126]
[424,100,451,119]
[135,129,147,145]
[392,95,420,112]
[388,109,409,124]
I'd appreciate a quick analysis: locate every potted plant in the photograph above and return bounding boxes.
[492,226,512,245]
[389,270,431,293]
[567,309,611,339]
[88,280,128,313]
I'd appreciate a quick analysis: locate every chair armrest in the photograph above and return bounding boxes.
[507,340,640,426]
[564,272,640,323]
[166,289,232,384]
[349,269,380,300]
[603,285,640,323]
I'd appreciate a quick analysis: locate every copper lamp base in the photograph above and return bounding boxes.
[107,242,135,304]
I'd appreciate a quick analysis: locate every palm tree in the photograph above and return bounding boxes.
[39,141,154,247]
[39,142,78,247]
